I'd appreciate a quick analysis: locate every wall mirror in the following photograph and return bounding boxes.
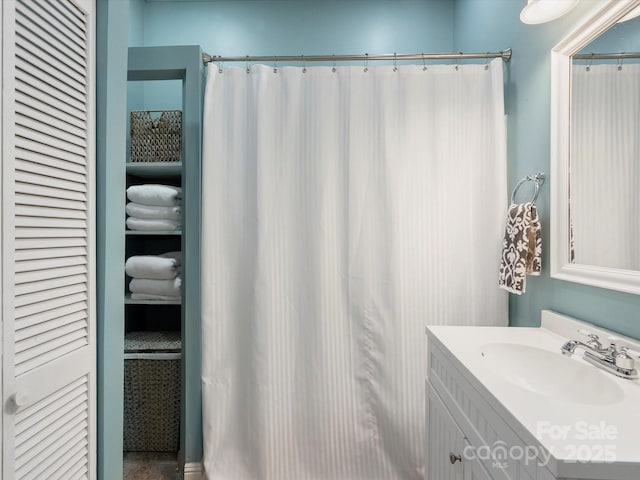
[551,0,640,294]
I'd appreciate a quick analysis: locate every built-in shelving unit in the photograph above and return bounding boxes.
[99,45,204,480]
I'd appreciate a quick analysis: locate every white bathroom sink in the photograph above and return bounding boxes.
[477,342,625,405]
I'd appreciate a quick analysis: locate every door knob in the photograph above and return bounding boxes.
[11,391,29,408]
[449,453,462,464]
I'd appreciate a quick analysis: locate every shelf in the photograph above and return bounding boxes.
[126,162,182,178]
[125,293,182,305]
[126,230,182,236]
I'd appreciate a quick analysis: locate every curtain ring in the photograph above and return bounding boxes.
[332,54,336,73]
[484,52,490,70]
[618,54,624,71]
[302,55,307,74]
[364,53,369,72]
[218,59,223,74]
[393,52,398,72]
[586,53,593,72]
[246,55,250,74]
[455,52,461,71]
[422,53,427,71]
[273,56,278,74]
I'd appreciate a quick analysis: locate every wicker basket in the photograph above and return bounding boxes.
[130,110,182,163]
[123,331,181,452]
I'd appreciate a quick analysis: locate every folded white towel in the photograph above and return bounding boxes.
[130,293,181,301]
[127,184,182,207]
[126,202,182,221]
[129,276,182,297]
[126,217,180,231]
[125,252,182,280]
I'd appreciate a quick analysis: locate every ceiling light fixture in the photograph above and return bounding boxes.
[520,0,579,24]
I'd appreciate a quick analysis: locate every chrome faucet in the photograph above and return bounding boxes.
[561,330,639,380]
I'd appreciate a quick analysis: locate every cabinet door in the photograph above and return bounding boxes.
[426,380,465,480]
[463,440,494,480]
[1,0,96,479]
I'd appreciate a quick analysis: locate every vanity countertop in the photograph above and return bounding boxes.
[426,310,640,480]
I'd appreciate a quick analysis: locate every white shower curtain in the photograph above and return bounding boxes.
[571,64,640,270]
[201,59,508,480]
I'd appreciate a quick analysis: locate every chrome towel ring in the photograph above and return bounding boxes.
[511,171,545,205]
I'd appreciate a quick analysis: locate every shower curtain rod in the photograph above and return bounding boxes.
[202,49,512,66]
[573,52,640,60]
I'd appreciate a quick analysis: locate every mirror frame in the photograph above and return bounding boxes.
[551,0,640,294]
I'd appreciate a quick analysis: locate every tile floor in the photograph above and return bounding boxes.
[123,452,181,480]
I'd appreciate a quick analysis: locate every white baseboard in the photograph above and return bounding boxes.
[183,461,203,480]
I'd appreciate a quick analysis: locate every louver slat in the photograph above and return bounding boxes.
[15,58,86,108]
[15,273,87,298]
[45,0,87,34]
[15,7,87,70]
[14,283,87,310]
[15,31,87,90]
[14,71,86,119]
[21,0,86,51]
[13,376,89,480]
[14,301,87,331]
[15,181,87,201]
[16,146,87,175]
[15,136,86,165]
[15,246,88,261]
[16,83,86,126]
[16,103,87,142]
[15,336,88,376]
[15,265,88,286]
[14,377,86,434]
[15,292,87,325]
[15,122,86,158]
[15,308,86,343]
[16,237,87,250]
[15,192,86,211]
[50,456,89,480]
[15,168,87,193]
[15,255,86,274]
[16,205,87,221]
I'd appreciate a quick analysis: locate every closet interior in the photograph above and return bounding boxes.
[103,45,204,479]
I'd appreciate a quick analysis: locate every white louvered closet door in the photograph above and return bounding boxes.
[1,0,96,479]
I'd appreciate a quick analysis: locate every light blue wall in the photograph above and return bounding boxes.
[453,0,640,340]
[582,16,640,53]
[132,0,454,108]
[141,0,453,53]
[129,0,145,46]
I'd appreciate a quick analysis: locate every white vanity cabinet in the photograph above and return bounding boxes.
[426,338,560,480]
[426,312,640,480]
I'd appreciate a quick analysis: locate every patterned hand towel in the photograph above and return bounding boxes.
[498,202,542,294]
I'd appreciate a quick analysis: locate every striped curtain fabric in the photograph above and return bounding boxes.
[201,60,508,480]
[571,63,640,270]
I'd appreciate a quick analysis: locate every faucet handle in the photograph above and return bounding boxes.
[615,347,637,371]
[620,346,640,359]
[578,329,602,348]
[607,336,640,370]
[607,336,640,357]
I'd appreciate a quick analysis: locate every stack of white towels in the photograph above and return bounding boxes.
[126,184,182,231]
[125,251,182,301]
